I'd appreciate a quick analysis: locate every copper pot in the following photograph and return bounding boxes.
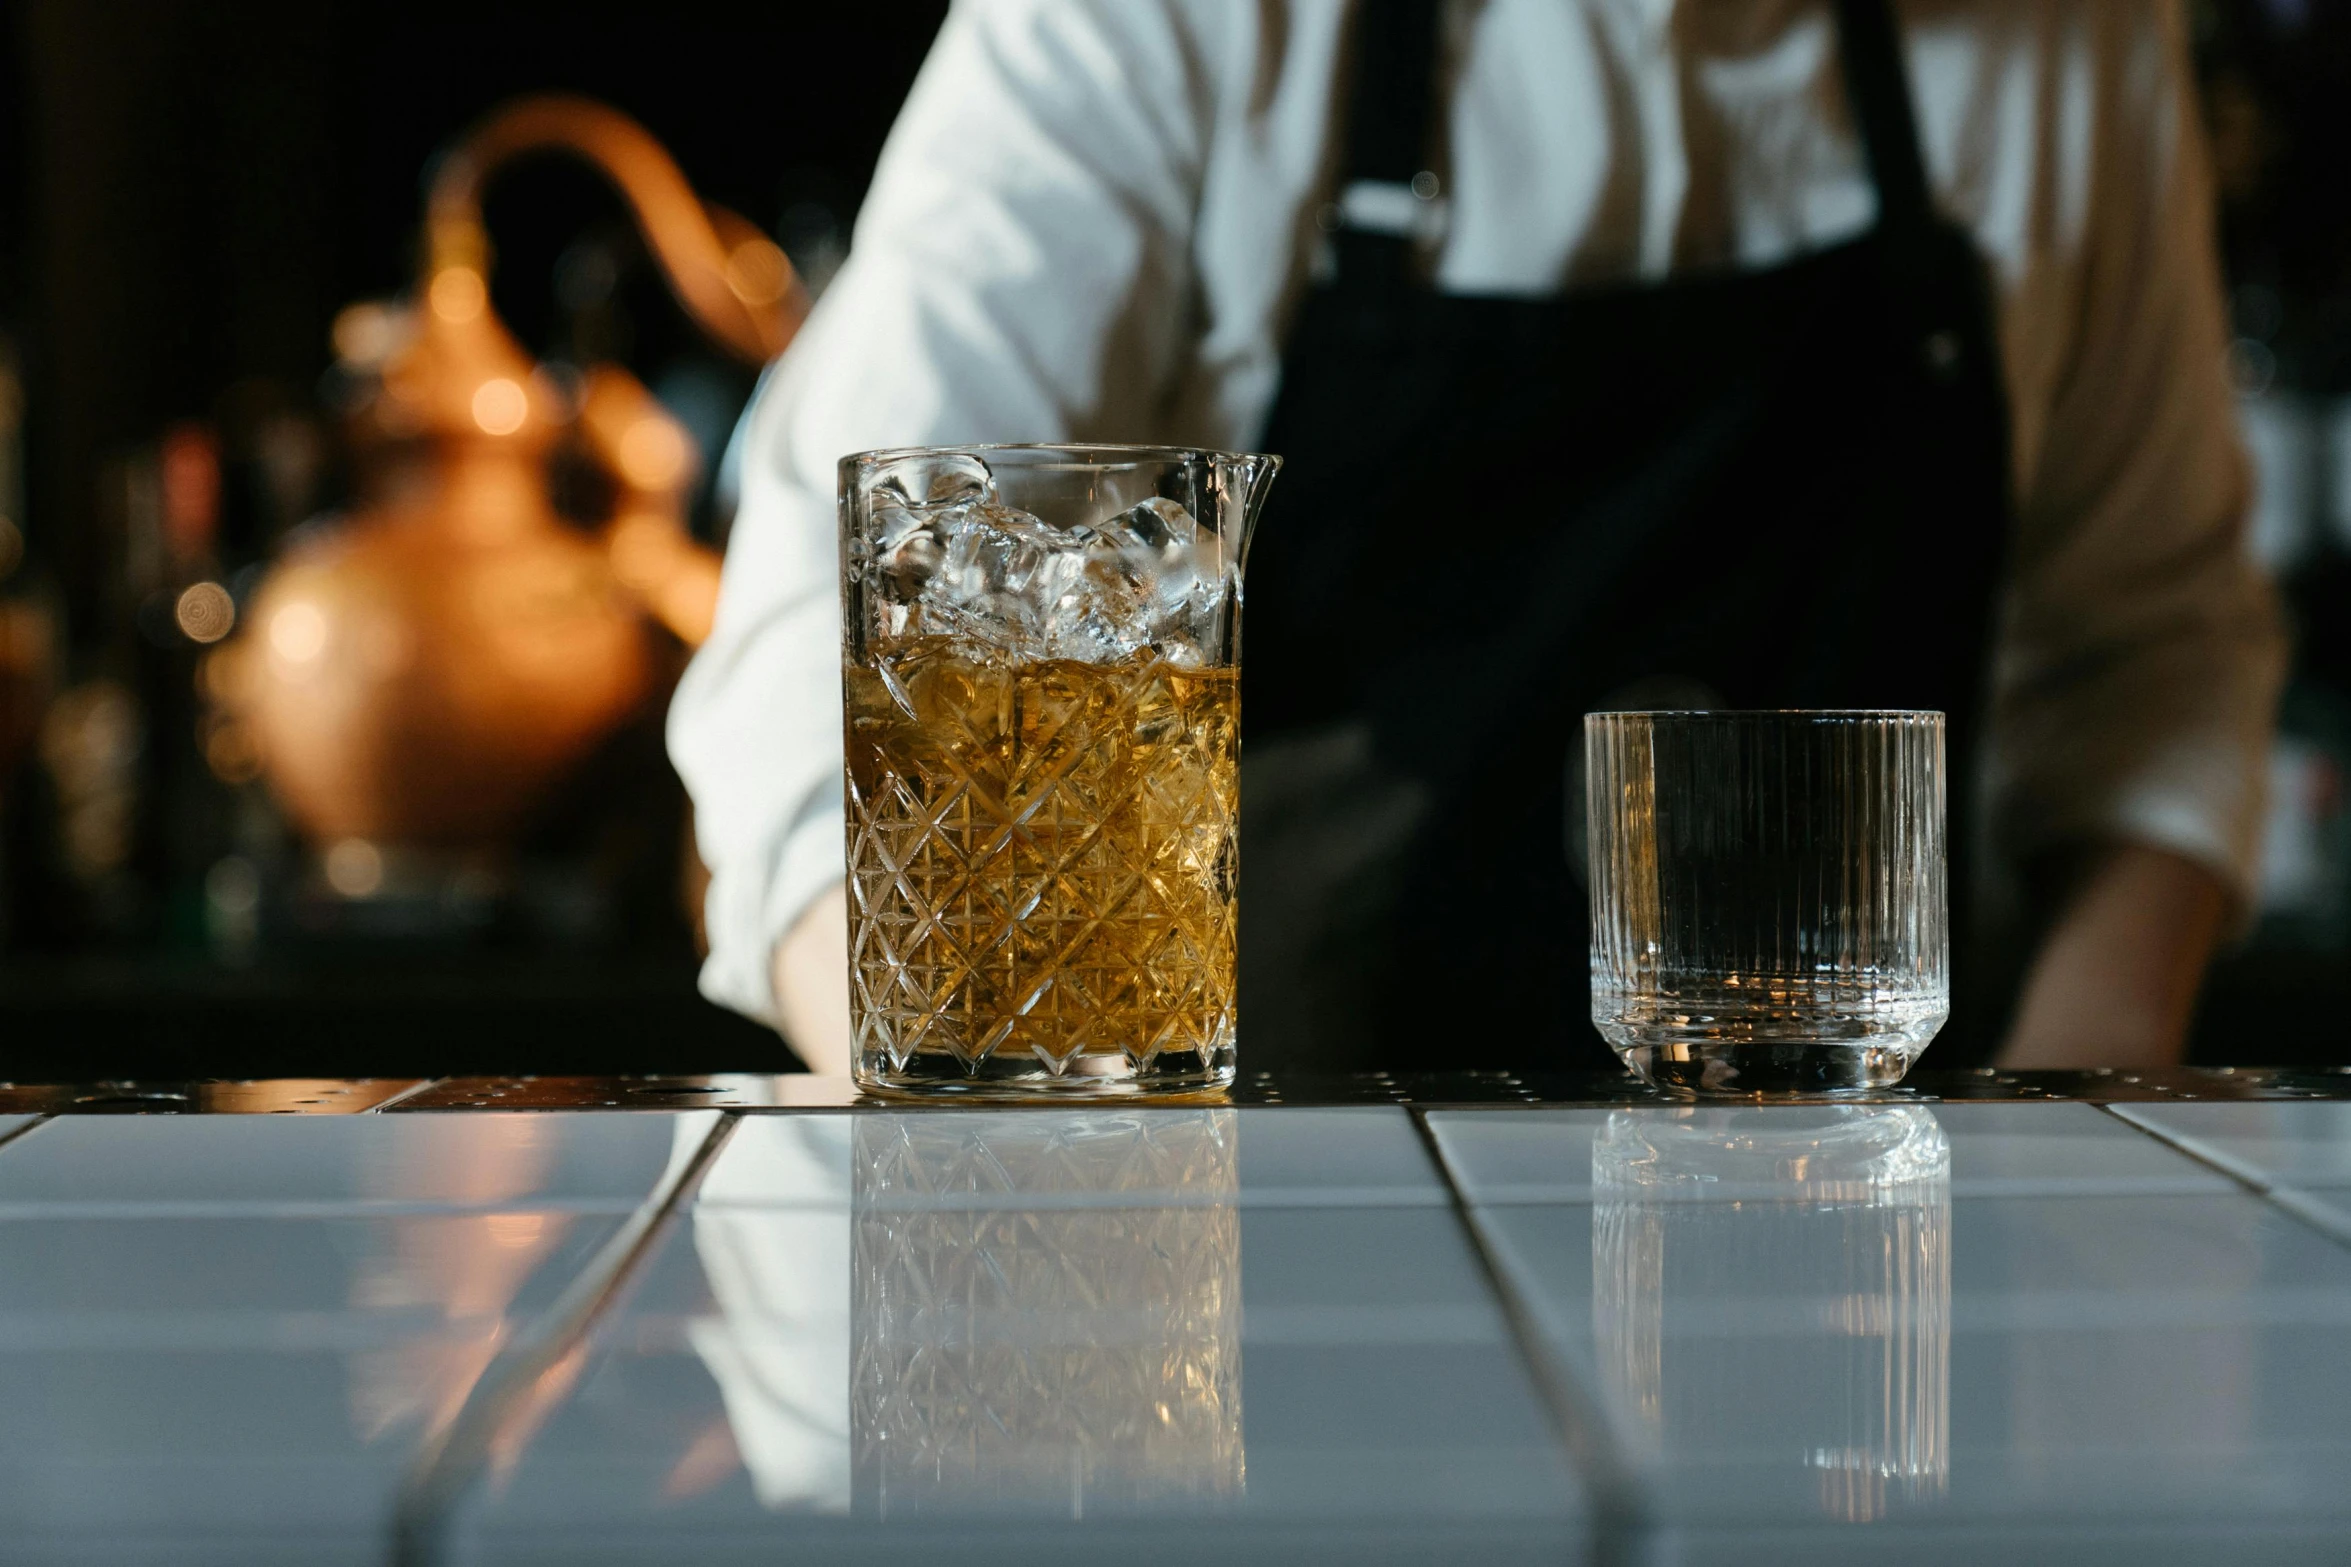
[218,96,799,847]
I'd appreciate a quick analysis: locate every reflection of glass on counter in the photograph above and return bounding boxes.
[1592,1107,1950,1522]
[852,1110,1244,1517]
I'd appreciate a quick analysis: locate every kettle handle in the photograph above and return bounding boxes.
[424,94,805,367]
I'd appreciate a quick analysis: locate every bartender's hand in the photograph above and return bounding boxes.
[1995,844,2229,1071]
[771,882,854,1077]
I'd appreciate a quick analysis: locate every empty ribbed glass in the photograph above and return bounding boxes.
[1586,711,1947,1095]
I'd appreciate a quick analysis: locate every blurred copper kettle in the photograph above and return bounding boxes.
[217,96,800,846]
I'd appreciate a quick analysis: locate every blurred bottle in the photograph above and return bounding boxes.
[93,421,236,944]
[0,347,52,781]
[2232,300,2351,955]
[0,340,63,947]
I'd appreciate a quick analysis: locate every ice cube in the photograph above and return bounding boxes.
[905,499,1091,657]
[1043,530,1149,662]
[872,516,944,604]
[1092,497,1219,661]
[863,453,993,606]
[1115,496,1199,562]
[880,484,1226,667]
[932,503,1069,605]
[865,452,993,513]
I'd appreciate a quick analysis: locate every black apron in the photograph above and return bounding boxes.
[1240,0,2015,1075]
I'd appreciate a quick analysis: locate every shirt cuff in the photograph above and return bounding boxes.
[696,803,846,1029]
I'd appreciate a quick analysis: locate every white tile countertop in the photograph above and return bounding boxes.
[1428,1104,2351,1566]
[0,1080,2343,1563]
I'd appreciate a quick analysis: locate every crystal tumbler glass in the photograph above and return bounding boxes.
[841,445,1277,1098]
[1585,710,1947,1095]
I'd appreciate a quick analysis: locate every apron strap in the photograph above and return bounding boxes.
[1829,0,1938,245]
[1343,0,1442,184]
[1325,0,1942,283]
[1325,0,1444,290]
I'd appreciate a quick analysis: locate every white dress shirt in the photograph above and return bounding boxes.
[671,0,2284,1030]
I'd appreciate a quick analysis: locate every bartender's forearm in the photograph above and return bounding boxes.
[772,882,854,1076]
[1995,844,2230,1070]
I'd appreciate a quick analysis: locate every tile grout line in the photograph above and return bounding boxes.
[388,1109,742,1567]
[366,1080,446,1114]
[1405,1106,1651,1567]
[2093,1103,2351,1254]
[2252,1186,2351,1252]
[2094,1102,2273,1191]
[2098,1101,2275,1174]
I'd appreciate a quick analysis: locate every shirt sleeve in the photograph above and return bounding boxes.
[1985,0,2286,913]
[667,0,1221,1025]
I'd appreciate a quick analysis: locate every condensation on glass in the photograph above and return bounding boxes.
[1586,710,1947,1095]
[839,445,1276,1098]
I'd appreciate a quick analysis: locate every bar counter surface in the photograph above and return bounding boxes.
[4,1067,2350,1564]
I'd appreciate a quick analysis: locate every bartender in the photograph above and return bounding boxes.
[672,0,2282,1078]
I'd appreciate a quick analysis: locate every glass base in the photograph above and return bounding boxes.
[1612,1040,1923,1098]
[855,1046,1235,1102]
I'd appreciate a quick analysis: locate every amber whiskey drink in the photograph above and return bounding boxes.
[845,638,1238,1094]
[839,444,1273,1098]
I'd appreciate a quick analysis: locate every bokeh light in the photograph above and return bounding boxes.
[428,266,488,324]
[323,838,385,898]
[267,600,329,666]
[471,378,529,436]
[174,581,236,644]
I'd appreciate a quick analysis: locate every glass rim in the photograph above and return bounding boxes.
[1584,708,1944,722]
[842,442,1276,473]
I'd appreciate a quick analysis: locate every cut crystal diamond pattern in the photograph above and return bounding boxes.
[845,642,1238,1087]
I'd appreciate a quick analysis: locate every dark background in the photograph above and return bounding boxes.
[4,0,947,637]
[0,0,950,1075]
[0,0,2343,1078]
